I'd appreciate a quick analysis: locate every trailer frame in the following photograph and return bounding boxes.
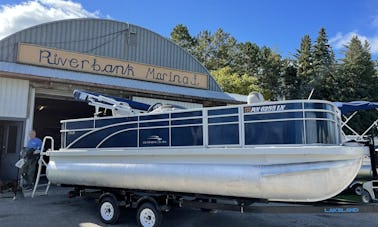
[66,186,378,227]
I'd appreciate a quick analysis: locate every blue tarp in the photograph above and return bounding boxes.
[334,101,378,115]
[73,89,151,111]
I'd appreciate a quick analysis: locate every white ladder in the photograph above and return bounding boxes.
[31,136,54,198]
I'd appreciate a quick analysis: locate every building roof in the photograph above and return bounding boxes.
[0,61,239,103]
[0,18,222,92]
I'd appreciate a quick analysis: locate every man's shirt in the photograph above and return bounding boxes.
[27,138,42,150]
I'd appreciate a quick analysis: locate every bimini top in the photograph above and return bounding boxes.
[0,18,239,103]
[334,101,378,115]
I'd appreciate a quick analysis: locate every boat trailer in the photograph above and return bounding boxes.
[65,186,378,226]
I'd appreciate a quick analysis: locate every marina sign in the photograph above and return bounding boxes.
[17,43,208,89]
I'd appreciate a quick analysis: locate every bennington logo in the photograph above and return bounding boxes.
[142,135,167,145]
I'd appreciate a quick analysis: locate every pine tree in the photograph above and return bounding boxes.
[295,34,313,99]
[338,36,376,101]
[281,59,298,99]
[234,42,261,77]
[170,24,196,54]
[338,36,378,133]
[312,28,336,100]
[192,30,214,70]
[257,47,283,100]
[212,28,237,69]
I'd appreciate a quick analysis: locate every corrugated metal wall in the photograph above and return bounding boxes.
[0,18,221,91]
[0,77,29,118]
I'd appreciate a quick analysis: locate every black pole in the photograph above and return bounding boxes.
[369,136,377,178]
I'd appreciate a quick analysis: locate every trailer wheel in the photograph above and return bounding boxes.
[137,202,162,227]
[98,196,120,224]
[361,190,372,204]
[353,185,363,196]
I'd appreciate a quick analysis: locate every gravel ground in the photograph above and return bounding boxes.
[0,186,378,227]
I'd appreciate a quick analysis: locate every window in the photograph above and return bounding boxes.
[304,103,334,111]
[245,120,304,145]
[305,112,334,120]
[306,120,338,144]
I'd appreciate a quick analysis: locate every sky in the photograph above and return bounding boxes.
[0,0,378,59]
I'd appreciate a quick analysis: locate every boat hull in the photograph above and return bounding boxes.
[46,145,365,202]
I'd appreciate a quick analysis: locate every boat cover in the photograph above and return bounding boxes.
[334,101,378,115]
[73,89,151,111]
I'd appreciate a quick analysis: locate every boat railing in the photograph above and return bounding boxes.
[60,100,342,149]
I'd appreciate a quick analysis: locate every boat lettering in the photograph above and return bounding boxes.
[244,105,286,113]
[142,135,168,145]
[323,207,359,213]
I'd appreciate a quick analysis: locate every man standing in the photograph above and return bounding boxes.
[22,130,42,190]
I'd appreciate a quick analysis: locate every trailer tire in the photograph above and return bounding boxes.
[137,202,162,227]
[353,184,363,196]
[361,190,372,204]
[98,196,120,224]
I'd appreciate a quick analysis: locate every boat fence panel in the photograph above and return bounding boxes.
[208,107,240,146]
[60,101,342,149]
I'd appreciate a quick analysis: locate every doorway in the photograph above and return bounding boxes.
[0,120,23,180]
[33,97,93,149]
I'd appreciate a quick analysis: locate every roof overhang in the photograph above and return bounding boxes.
[0,62,242,104]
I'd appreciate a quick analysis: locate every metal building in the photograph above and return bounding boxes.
[0,18,241,180]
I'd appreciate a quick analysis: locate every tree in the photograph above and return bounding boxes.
[233,42,261,76]
[212,28,238,69]
[294,34,313,99]
[257,47,283,100]
[337,36,378,134]
[191,30,214,70]
[211,67,261,95]
[312,28,336,100]
[170,24,196,54]
[281,59,298,99]
[191,28,237,70]
[338,36,376,101]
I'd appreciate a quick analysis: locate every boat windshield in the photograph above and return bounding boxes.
[243,102,341,145]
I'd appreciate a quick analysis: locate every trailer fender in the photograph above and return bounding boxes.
[98,192,119,205]
[133,196,160,210]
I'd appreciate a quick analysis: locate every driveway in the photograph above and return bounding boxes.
[0,186,377,227]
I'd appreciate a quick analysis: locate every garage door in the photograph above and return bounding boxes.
[0,77,29,118]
